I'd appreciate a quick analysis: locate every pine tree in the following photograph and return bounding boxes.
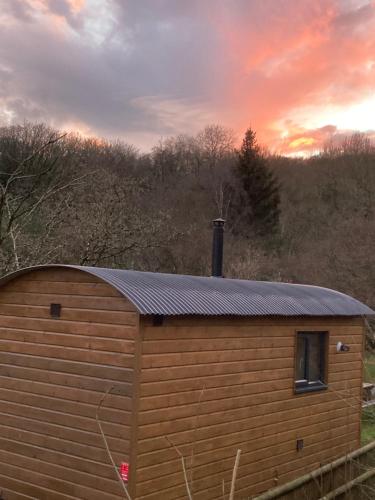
[230,128,280,237]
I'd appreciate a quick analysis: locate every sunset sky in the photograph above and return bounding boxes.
[1,0,375,155]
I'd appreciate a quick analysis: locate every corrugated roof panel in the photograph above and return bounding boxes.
[0,265,373,317]
[79,267,374,316]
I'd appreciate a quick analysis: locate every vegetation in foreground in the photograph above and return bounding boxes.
[362,351,375,445]
[364,352,375,383]
[362,406,375,445]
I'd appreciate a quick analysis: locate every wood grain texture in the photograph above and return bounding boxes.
[0,268,139,500]
[0,268,365,500]
[135,317,364,499]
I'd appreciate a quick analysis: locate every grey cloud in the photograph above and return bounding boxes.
[46,0,84,30]
[0,0,224,144]
[334,1,375,30]
[2,0,35,22]
[47,0,73,17]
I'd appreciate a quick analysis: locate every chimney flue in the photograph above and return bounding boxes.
[211,218,225,277]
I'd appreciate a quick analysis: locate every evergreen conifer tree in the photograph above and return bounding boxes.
[230,128,280,237]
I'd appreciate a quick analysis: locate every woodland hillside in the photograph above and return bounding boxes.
[0,122,374,311]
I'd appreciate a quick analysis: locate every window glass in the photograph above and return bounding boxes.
[308,334,321,382]
[295,332,327,393]
[296,335,307,381]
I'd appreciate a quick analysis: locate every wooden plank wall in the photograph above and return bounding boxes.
[136,316,363,500]
[0,268,138,500]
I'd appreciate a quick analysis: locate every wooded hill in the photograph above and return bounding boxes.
[0,122,374,312]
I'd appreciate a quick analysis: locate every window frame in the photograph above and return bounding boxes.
[294,330,329,394]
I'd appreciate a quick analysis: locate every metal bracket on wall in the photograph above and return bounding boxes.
[152,314,164,326]
[50,303,61,318]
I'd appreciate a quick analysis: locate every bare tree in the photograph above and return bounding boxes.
[0,123,85,273]
[59,168,180,269]
[196,125,236,171]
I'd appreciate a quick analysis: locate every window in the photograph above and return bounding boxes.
[295,331,328,393]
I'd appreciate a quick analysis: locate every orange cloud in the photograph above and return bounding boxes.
[67,0,85,14]
[289,137,316,149]
[22,0,85,33]
[212,0,375,153]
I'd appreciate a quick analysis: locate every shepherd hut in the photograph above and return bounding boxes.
[0,246,372,499]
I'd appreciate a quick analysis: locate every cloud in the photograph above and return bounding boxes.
[0,0,374,152]
[273,122,375,156]
[276,124,338,155]
[0,0,223,147]
[131,96,219,135]
[213,0,375,148]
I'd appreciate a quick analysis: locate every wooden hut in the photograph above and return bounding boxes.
[0,264,372,500]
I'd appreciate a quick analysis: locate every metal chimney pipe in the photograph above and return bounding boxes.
[211,218,225,277]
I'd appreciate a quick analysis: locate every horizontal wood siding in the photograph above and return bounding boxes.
[136,317,363,499]
[0,269,138,500]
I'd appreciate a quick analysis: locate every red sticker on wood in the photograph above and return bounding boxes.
[120,462,129,482]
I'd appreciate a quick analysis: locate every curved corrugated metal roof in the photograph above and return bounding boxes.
[0,265,373,317]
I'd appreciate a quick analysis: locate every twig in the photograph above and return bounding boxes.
[5,197,19,269]
[165,436,193,500]
[8,133,67,168]
[96,385,132,500]
[229,449,241,500]
[190,385,206,494]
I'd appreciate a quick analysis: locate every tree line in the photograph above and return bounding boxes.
[0,122,374,311]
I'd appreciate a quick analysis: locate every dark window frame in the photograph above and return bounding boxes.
[294,331,328,394]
